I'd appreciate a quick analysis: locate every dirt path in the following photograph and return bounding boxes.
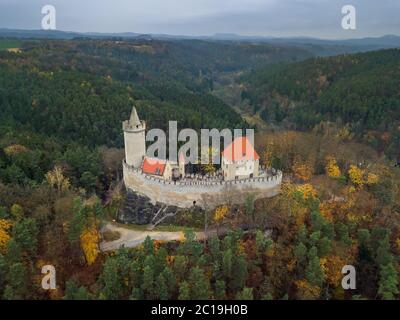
[100,223,209,251]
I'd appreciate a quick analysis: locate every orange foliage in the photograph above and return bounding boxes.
[292,156,313,182]
[320,255,346,286]
[214,205,229,223]
[80,225,100,266]
[295,280,321,300]
[325,156,341,178]
[348,165,364,187]
[0,219,12,254]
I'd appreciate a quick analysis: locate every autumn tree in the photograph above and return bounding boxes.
[325,156,341,178]
[0,219,12,254]
[80,224,100,266]
[45,165,70,196]
[213,205,229,236]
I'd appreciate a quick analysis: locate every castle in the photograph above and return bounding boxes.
[122,107,282,208]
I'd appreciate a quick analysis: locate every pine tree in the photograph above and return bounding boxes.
[141,265,155,299]
[378,262,399,300]
[294,242,307,264]
[64,280,92,300]
[100,258,124,300]
[230,254,248,292]
[188,267,210,300]
[235,287,253,300]
[222,249,233,279]
[162,267,177,298]
[305,247,324,287]
[178,281,190,300]
[12,218,38,259]
[155,273,169,300]
[214,280,226,300]
[4,262,28,299]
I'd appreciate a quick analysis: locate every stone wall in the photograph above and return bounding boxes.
[123,161,282,208]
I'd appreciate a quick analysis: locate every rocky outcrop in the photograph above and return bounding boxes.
[117,189,179,225]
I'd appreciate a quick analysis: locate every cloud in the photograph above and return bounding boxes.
[0,0,399,38]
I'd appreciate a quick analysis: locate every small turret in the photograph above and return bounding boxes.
[123,107,146,168]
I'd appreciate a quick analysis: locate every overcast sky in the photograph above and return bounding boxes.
[0,0,399,39]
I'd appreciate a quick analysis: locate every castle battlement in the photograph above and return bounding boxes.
[123,160,282,208]
[122,107,283,209]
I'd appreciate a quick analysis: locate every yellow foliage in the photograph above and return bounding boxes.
[348,165,365,187]
[292,156,313,182]
[166,255,175,266]
[320,255,345,286]
[295,279,321,300]
[4,144,29,156]
[366,173,379,185]
[80,226,100,266]
[214,205,229,223]
[0,219,12,254]
[325,156,341,178]
[319,202,334,222]
[348,165,379,188]
[296,184,318,201]
[45,165,70,194]
[154,240,164,251]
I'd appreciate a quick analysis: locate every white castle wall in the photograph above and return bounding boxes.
[123,161,282,208]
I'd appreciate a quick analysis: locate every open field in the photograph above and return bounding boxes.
[0,39,23,51]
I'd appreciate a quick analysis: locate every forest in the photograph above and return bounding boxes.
[240,49,400,161]
[0,38,399,300]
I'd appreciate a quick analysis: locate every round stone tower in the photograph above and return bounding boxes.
[123,107,146,168]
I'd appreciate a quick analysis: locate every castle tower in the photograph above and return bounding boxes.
[123,107,146,168]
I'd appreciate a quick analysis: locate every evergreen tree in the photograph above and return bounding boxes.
[235,287,254,300]
[4,262,28,299]
[222,249,233,279]
[214,280,226,300]
[178,281,190,300]
[378,262,399,300]
[141,265,155,299]
[230,254,248,292]
[64,280,92,300]
[155,273,169,300]
[188,267,210,300]
[100,258,124,300]
[12,218,38,258]
[305,247,324,287]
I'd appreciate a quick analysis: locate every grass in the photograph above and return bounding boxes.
[102,230,121,242]
[0,40,23,51]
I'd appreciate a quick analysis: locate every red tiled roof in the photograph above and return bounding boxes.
[142,157,166,176]
[222,136,260,162]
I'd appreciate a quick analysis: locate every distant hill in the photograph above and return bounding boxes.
[1,28,400,53]
[241,48,400,159]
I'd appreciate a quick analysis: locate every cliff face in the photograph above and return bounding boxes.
[118,189,180,225]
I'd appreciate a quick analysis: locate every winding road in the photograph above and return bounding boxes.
[100,223,209,251]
